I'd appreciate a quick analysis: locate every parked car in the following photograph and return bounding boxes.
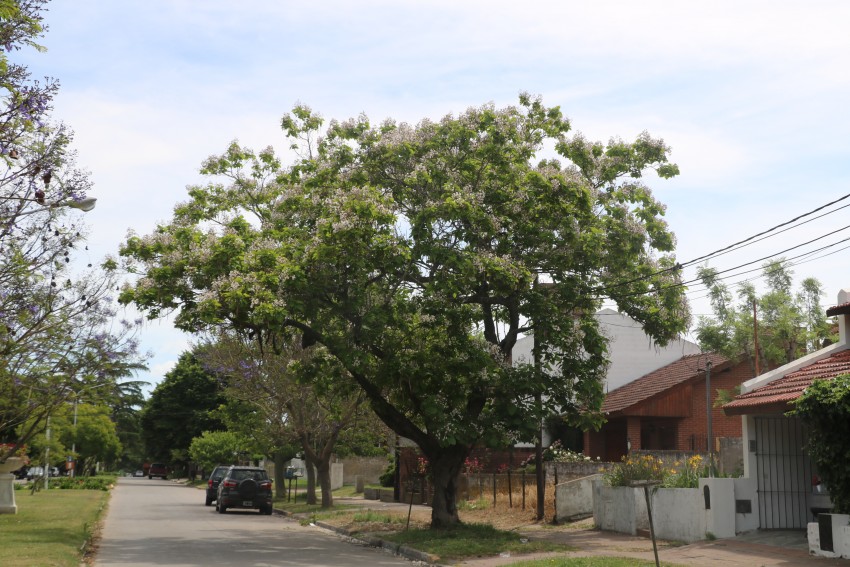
[25,466,58,480]
[148,463,168,479]
[216,466,273,515]
[205,465,230,506]
[133,469,144,477]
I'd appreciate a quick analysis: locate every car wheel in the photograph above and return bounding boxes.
[218,502,227,514]
[205,496,213,506]
[148,475,152,479]
[262,505,273,515]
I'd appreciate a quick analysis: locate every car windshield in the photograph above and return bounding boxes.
[228,469,267,481]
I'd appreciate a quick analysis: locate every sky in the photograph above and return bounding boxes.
[18,0,850,394]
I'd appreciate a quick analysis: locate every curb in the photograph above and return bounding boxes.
[308,518,441,565]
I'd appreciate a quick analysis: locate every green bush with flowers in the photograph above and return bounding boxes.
[542,440,600,463]
[604,453,712,488]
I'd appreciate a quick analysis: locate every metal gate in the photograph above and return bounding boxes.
[754,416,815,529]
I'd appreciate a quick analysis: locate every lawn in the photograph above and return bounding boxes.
[0,489,109,567]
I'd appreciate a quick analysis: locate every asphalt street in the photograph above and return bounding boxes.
[93,476,416,567]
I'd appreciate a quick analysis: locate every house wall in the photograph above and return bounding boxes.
[675,361,753,452]
[511,309,701,394]
[586,360,753,461]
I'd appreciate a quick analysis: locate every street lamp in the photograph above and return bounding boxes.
[12,197,97,217]
[63,197,97,212]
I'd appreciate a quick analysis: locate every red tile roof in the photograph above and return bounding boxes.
[602,352,728,414]
[724,349,850,414]
[826,302,850,316]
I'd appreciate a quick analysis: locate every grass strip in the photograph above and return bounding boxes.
[508,558,685,566]
[0,489,109,567]
[381,521,574,561]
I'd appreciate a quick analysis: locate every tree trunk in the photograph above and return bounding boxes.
[273,450,287,499]
[304,454,317,505]
[316,459,334,508]
[427,445,469,528]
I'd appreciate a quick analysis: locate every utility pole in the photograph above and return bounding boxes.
[705,360,713,477]
[44,416,51,490]
[753,300,760,376]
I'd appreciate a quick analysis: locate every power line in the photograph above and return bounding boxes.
[679,191,850,268]
[605,226,850,301]
[597,191,850,296]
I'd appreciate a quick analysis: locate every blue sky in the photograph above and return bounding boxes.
[20,1,850,393]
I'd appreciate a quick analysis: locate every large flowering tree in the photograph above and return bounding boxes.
[0,0,146,465]
[120,96,689,527]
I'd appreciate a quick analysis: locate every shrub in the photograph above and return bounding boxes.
[661,455,708,489]
[379,461,396,487]
[543,440,597,463]
[792,374,850,513]
[603,454,666,487]
[47,476,114,491]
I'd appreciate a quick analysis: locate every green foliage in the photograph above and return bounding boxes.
[792,374,850,513]
[119,95,690,526]
[603,454,667,487]
[68,404,122,473]
[381,522,571,561]
[140,352,225,464]
[49,475,115,491]
[543,440,597,463]
[188,430,245,471]
[696,261,832,370]
[379,460,396,487]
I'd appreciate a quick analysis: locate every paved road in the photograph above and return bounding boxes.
[93,477,416,567]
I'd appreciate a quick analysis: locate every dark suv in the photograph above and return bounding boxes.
[205,465,230,506]
[216,466,273,515]
[148,463,168,479]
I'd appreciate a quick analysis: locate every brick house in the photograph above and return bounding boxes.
[584,352,754,462]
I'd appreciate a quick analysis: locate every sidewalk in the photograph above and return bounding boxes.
[321,496,848,566]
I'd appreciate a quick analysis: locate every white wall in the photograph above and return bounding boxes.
[512,308,701,393]
[593,478,746,543]
[555,474,600,522]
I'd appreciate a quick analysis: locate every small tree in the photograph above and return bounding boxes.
[791,374,850,514]
[696,260,832,374]
[188,430,246,472]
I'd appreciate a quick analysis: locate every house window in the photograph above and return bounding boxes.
[640,418,677,450]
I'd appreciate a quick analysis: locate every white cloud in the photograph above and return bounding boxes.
[18,0,850,388]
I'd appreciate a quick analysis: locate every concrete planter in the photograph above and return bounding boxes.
[809,513,850,558]
[0,458,23,515]
[593,478,740,543]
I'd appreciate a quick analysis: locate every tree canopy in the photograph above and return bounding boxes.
[120,95,689,526]
[696,259,831,375]
[0,0,146,464]
[140,352,225,466]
